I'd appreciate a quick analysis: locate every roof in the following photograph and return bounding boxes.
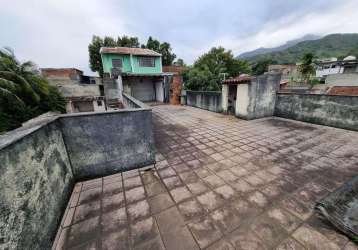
[222,74,252,84]
[121,72,173,77]
[41,68,83,78]
[100,47,161,56]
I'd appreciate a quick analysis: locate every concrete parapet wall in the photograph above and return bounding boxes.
[0,120,74,250]
[275,93,358,131]
[0,99,155,249]
[326,73,358,86]
[186,91,222,112]
[246,73,281,119]
[61,109,154,180]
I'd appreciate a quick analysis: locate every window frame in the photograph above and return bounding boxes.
[138,56,156,67]
[112,58,123,69]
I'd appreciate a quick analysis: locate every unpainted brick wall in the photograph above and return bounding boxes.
[327,86,358,96]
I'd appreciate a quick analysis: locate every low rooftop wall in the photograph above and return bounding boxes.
[186,90,222,112]
[275,92,358,131]
[0,97,155,249]
[61,108,154,179]
[0,119,74,249]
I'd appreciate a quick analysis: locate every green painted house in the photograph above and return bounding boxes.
[100,47,170,102]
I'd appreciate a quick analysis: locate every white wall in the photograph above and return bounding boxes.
[93,100,106,112]
[155,81,164,102]
[235,84,250,117]
[316,66,343,78]
[221,84,228,112]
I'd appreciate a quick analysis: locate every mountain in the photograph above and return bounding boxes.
[239,33,358,64]
[238,34,321,59]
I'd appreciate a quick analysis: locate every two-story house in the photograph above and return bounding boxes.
[100,47,171,102]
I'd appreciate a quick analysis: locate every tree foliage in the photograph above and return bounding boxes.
[174,58,185,66]
[244,34,358,64]
[0,48,65,132]
[251,58,277,76]
[142,37,176,66]
[183,47,251,91]
[298,53,315,84]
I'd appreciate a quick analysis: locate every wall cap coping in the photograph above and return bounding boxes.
[185,90,221,95]
[122,92,151,109]
[0,108,151,151]
[277,92,358,97]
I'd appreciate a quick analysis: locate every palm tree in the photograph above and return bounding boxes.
[0,47,65,132]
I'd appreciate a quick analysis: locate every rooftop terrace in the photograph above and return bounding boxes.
[53,105,358,250]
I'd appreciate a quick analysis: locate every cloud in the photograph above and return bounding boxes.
[215,0,358,56]
[0,0,356,74]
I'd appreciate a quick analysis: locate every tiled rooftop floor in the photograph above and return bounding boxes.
[54,105,358,250]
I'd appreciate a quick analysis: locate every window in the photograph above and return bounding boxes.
[138,57,155,67]
[97,100,103,106]
[112,58,122,68]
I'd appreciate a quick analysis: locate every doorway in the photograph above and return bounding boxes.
[228,84,237,115]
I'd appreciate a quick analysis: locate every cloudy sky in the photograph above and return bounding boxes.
[1,0,357,75]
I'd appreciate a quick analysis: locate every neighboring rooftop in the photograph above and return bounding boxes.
[222,74,252,84]
[41,68,84,77]
[100,47,162,56]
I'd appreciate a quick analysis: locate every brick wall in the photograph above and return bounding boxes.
[328,86,358,96]
[41,68,83,78]
[162,66,184,105]
[170,75,182,105]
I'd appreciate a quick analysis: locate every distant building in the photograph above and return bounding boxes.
[315,56,358,78]
[268,64,299,81]
[100,47,172,103]
[41,68,105,113]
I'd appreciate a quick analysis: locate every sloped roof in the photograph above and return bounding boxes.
[100,47,161,56]
[222,74,252,84]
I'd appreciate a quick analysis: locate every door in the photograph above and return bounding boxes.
[131,79,155,102]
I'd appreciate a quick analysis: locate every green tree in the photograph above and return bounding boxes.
[183,47,251,91]
[252,58,276,75]
[88,35,104,76]
[142,36,160,51]
[174,58,185,66]
[298,53,315,84]
[183,66,220,91]
[0,48,65,132]
[117,36,140,48]
[142,37,176,66]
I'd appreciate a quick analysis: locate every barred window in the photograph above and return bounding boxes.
[112,58,122,68]
[139,57,155,67]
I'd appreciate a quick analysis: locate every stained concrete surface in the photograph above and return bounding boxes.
[0,121,73,250]
[54,105,358,249]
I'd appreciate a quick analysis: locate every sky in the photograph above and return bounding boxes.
[1,0,358,75]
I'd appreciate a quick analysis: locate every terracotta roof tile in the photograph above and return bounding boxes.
[100,47,161,56]
[222,74,252,84]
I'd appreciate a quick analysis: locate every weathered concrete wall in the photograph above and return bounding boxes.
[235,73,281,119]
[123,92,150,109]
[60,109,155,180]
[247,73,281,119]
[221,85,229,112]
[275,93,358,131]
[326,73,358,86]
[57,84,101,97]
[0,100,156,248]
[0,120,74,250]
[186,91,222,112]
